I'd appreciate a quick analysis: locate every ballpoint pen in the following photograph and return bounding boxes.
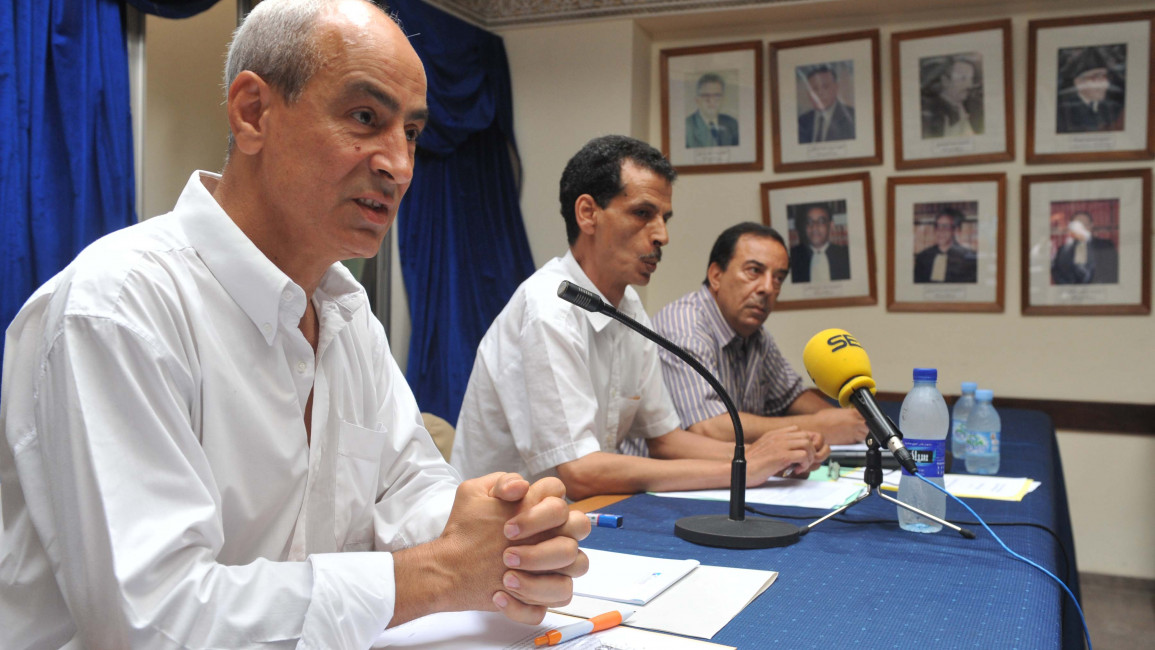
[534,608,635,646]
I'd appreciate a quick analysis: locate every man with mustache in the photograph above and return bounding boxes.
[653,223,867,448]
[0,2,588,648]
[453,137,826,499]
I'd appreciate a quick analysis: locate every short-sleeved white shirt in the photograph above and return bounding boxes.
[452,251,681,482]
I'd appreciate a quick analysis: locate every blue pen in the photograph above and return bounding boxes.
[586,513,623,528]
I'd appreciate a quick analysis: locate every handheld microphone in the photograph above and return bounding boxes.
[802,329,919,475]
[557,280,800,549]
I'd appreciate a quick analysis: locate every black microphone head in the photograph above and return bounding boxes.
[557,281,605,313]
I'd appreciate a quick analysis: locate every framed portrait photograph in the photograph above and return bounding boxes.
[892,20,1014,170]
[887,174,1006,312]
[769,29,882,173]
[1027,11,1155,163]
[1021,169,1151,315]
[660,41,763,174]
[760,172,877,310]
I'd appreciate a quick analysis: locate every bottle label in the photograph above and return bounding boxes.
[951,418,967,438]
[965,430,999,456]
[901,438,945,478]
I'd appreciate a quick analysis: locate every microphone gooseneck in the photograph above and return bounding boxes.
[557,281,800,549]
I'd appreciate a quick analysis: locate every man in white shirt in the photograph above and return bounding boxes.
[788,203,851,283]
[452,136,827,501]
[0,2,587,648]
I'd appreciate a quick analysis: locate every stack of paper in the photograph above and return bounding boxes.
[555,548,777,639]
[838,468,1041,501]
[652,475,865,509]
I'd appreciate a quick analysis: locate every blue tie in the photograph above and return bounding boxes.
[710,123,721,145]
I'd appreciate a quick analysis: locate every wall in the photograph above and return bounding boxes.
[498,0,1155,579]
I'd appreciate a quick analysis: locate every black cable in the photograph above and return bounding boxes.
[744,505,1074,584]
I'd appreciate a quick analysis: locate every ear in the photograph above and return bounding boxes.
[226,70,275,156]
[574,194,599,237]
[707,262,724,292]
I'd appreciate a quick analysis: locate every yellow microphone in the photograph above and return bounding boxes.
[802,329,918,474]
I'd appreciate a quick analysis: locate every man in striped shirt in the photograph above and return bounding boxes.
[654,222,867,446]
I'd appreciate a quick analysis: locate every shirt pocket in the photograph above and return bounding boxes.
[335,420,388,551]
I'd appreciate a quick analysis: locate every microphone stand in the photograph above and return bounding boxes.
[557,281,800,549]
[804,435,974,539]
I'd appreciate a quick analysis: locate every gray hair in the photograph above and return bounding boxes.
[223,0,391,151]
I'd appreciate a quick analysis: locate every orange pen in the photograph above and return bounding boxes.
[534,608,635,646]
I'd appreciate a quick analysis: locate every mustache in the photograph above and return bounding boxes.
[640,248,663,263]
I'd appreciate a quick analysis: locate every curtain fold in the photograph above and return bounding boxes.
[390,0,535,424]
[1,0,136,363]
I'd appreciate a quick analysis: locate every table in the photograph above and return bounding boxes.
[573,406,1083,649]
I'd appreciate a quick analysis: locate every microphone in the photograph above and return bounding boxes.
[557,281,800,549]
[802,329,919,475]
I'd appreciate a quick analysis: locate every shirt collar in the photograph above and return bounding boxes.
[177,171,363,345]
[560,250,645,333]
[810,243,830,254]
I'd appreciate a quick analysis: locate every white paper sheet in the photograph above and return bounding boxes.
[556,563,777,639]
[839,468,1041,501]
[372,610,734,649]
[652,476,865,510]
[573,548,699,605]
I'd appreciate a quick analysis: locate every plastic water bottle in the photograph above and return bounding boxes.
[951,382,978,461]
[897,368,948,533]
[964,390,1001,475]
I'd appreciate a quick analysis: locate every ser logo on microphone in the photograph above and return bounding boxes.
[826,333,862,353]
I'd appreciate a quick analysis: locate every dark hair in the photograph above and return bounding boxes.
[703,222,787,284]
[696,72,726,93]
[936,206,965,229]
[806,65,837,81]
[559,135,677,245]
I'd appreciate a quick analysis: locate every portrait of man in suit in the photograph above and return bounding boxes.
[1051,210,1119,285]
[796,63,856,144]
[920,54,984,138]
[1056,45,1126,134]
[789,202,851,283]
[686,72,740,148]
[913,206,978,284]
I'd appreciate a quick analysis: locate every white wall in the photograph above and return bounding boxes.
[500,1,1155,578]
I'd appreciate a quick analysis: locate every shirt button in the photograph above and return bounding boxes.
[297,361,307,373]
[262,323,273,335]
[282,289,293,302]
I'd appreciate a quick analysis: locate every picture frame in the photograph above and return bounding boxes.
[1026,11,1155,164]
[1021,169,1151,315]
[891,19,1014,170]
[660,41,763,174]
[887,174,1006,313]
[760,172,877,310]
[768,29,882,173]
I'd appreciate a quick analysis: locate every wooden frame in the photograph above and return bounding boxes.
[1026,11,1155,164]
[887,174,1006,313]
[760,171,877,310]
[660,41,763,174]
[1021,168,1152,315]
[768,29,882,173]
[891,19,1015,170]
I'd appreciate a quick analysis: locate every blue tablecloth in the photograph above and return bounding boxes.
[581,407,1083,649]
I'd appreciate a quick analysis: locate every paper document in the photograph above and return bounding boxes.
[556,563,777,639]
[574,548,699,605]
[373,610,733,649]
[653,475,865,510]
[839,468,1041,501]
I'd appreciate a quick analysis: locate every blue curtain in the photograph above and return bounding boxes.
[390,0,536,425]
[1,0,136,364]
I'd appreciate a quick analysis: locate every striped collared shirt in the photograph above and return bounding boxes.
[652,285,804,428]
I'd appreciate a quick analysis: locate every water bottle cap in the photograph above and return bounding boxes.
[912,368,937,381]
[961,382,978,392]
[975,389,994,401]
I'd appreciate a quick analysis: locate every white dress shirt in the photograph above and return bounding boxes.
[451,251,682,482]
[809,244,831,283]
[0,172,458,649]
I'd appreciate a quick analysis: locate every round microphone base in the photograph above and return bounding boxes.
[675,515,802,549]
